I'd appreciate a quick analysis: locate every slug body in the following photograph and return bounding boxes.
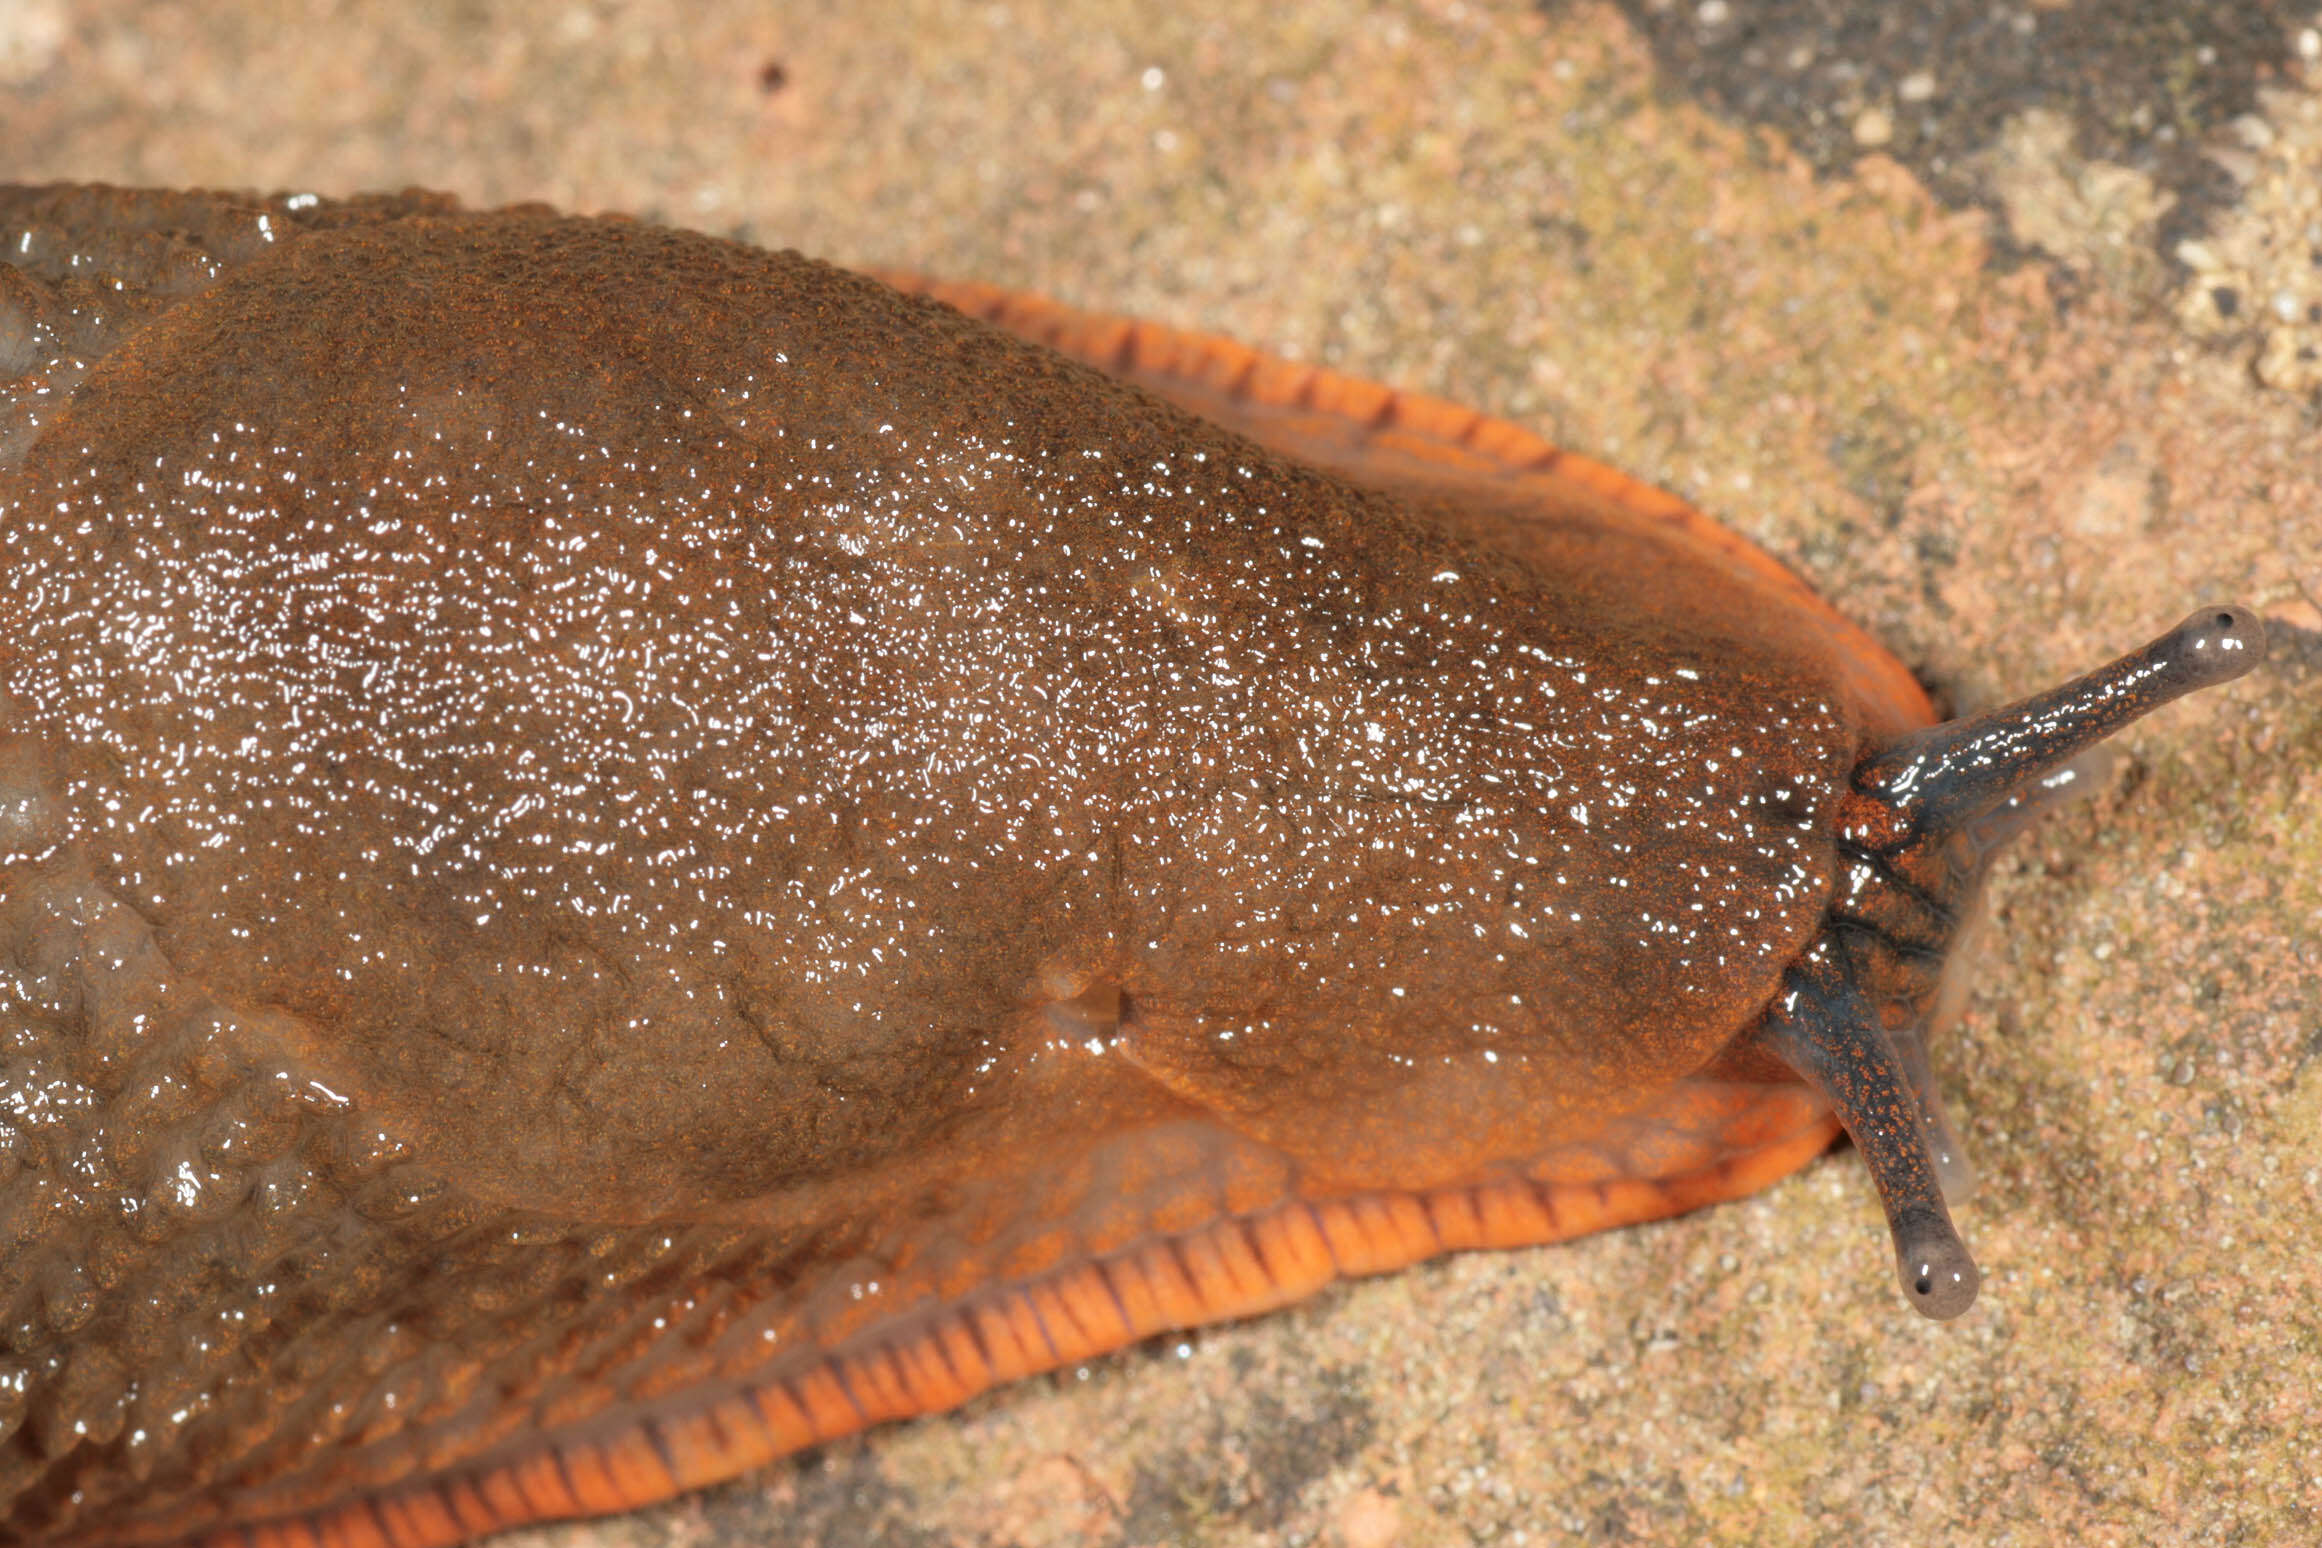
[0,187,2262,1546]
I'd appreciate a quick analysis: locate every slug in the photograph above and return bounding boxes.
[0,184,2263,1548]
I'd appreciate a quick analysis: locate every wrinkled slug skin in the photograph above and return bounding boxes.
[0,187,1922,1543]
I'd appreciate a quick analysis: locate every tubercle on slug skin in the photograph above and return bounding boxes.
[0,185,2265,1547]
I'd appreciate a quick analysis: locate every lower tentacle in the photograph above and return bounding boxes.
[1758,944,1980,1319]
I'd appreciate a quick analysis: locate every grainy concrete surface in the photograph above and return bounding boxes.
[6,2,2318,1544]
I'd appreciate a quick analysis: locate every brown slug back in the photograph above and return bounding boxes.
[0,185,2264,1547]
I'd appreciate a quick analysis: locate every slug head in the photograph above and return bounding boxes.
[1748,606,2264,1318]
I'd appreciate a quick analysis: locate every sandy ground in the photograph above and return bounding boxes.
[6,1,2318,1544]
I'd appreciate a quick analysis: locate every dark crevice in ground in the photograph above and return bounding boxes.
[1577,0,2299,263]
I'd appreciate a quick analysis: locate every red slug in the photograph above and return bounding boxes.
[0,185,2264,1547]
